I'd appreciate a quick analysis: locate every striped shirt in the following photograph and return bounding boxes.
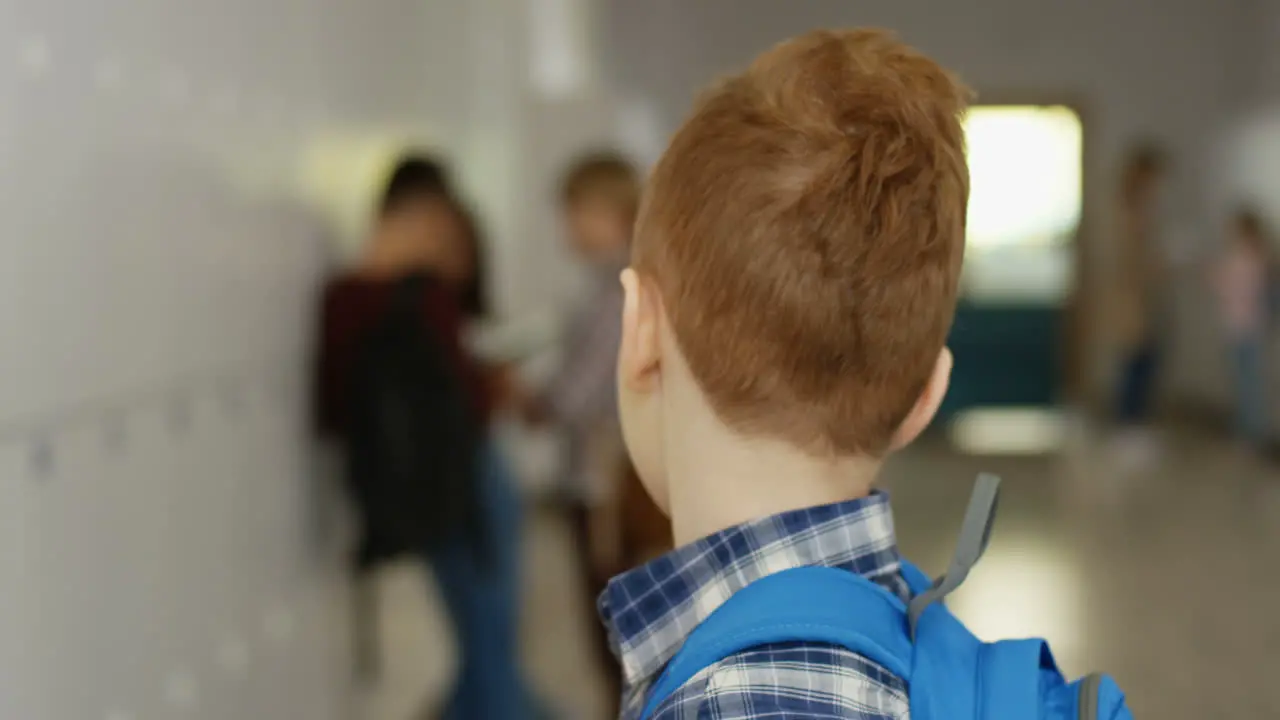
[600,492,912,719]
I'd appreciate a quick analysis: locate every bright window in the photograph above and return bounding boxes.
[965,105,1082,248]
[962,106,1083,301]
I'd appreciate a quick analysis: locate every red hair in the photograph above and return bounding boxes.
[634,29,971,455]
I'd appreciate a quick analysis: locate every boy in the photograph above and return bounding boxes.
[533,153,672,711]
[603,30,969,719]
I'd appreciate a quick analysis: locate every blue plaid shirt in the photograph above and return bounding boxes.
[599,492,911,719]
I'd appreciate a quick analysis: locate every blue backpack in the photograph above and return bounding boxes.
[640,475,1133,720]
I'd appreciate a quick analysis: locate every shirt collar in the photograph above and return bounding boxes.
[599,490,905,693]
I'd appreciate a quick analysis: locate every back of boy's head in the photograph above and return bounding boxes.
[560,151,641,218]
[633,29,970,457]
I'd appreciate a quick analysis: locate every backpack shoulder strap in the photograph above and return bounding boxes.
[639,566,914,719]
[901,474,1062,720]
[641,474,1010,720]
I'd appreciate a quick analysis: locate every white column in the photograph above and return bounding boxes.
[456,0,623,316]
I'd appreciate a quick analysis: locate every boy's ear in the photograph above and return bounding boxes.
[619,268,662,392]
[889,347,953,451]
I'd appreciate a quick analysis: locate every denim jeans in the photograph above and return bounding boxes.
[1231,336,1269,445]
[429,439,541,720]
[1116,342,1159,425]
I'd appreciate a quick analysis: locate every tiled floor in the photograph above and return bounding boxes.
[363,422,1280,719]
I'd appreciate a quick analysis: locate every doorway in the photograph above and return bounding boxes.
[940,104,1085,424]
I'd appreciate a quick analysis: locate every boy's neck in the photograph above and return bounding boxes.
[663,391,881,545]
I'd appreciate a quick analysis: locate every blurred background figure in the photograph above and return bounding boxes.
[316,155,542,719]
[522,152,670,713]
[1111,144,1168,470]
[1212,207,1275,454]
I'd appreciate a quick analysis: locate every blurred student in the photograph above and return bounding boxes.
[529,152,671,711]
[1113,143,1168,466]
[1212,208,1273,451]
[315,155,541,719]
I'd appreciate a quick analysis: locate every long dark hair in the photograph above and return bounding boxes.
[453,200,490,319]
[378,153,491,318]
[378,154,451,216]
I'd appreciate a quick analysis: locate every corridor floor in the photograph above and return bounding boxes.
[361,424,1280,719]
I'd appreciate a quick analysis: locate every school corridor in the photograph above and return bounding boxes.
[5,0,1280,718]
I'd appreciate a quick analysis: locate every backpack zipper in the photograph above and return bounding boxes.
[1077,673,1102,720]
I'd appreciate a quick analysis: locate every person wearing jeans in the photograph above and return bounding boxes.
[318,155,545,719]
[1111,143,1167,467]
[1214,208,1273,451]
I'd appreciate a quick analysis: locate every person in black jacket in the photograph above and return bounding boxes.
[316,155,544,719]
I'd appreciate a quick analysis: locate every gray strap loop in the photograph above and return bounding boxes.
[907,473,1002,637]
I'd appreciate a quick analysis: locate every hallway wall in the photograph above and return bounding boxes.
[0,0,482,717]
